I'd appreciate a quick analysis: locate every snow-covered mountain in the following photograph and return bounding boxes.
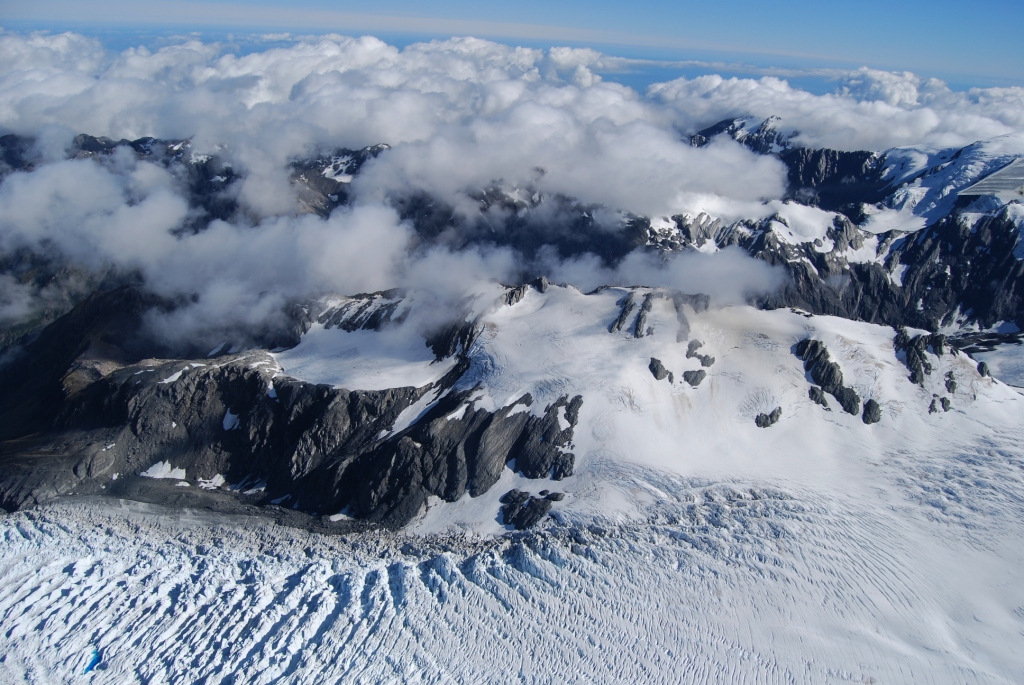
[3,119,1024,682]
[3,121,1024,521]
[0,275,1016,529]
[3,280,1024,682]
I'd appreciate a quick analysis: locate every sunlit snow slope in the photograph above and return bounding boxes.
[272,284,1024,534]
[3,285,1024,683]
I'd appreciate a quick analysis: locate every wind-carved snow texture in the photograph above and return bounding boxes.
[3,427,1024,685]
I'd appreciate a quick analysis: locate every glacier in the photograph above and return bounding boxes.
[3,293,1024,683]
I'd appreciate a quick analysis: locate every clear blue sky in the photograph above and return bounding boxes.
[2,0,1021,86]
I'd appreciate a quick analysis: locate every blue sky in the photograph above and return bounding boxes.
[1,0,1022,87]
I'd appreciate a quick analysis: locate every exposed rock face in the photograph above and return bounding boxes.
[945,372,958,394]
[0,133,388,227]
[755,407,782,428]
[393,186,649,265]
[808,386,830,408]
[649,358,672,383]
[425,318,482,362]
[504,284,530,306]
[1,345,583,528]
[0,346,426,516]
[685,340,716,367]
[684,119,1024,335]
[682,370,706,387]
[778,147,889,212]
[0,286,161,443]
[610,292,636,333]
[0,134,397,351]
[794,339,861,415]
[8,127,1024,349]
[690,116,890,212]
[0,289,585,528]
[5,124,1024,535]
[894,330,947,385]
[68,134,242,229]
[978,361,991,377]
[862,399,882,424]
[499,489,554,530]
[634,293,655,338]
[690,116,794,156]
[316,289,408,332]
[290,144,390,217]
[758,206,1024,333]
[351,388,582,523]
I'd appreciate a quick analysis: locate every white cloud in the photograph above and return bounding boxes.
[0,30,1022,342]
[650,69,1024,151]
[539,246,784,306]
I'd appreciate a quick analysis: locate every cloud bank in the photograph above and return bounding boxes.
[1,30,1023,345]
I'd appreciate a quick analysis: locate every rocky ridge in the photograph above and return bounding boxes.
[1,123,1022,531]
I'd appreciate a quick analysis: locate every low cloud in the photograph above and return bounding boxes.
[0,30,1021,345]
[539,246,785,305]
[650,68,1024,151]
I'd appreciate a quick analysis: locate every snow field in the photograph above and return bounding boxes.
[273,322,457,392]
[272,284,1022,534]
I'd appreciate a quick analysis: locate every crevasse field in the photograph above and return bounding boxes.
[3,289,1024,683]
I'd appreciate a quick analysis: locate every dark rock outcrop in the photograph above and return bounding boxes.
[894,330,948,386]
[425,318,481,361]
[290,143,389,217]
[862,399,882,424]
[978,361,990,377]
[682,370,706,387]
[649,358,672,383]
[755,407,782,428]
[794,339,861,415]
[690,116,890,211]
[670,122,1024,337]
[499,489,553,530]
[504,284,530,306]
[672,291,710,314]
[316,289,408,332]
[778,147,889,211]
[634,293,654,338]
[945,371,957,394]
[808,386,830,408]
[0,289,584,529]
[669,290,708,341]
[0,286,161,443]
[610,291,636,333]
[685,340,716,367]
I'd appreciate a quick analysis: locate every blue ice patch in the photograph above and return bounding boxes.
[82,648,101,675]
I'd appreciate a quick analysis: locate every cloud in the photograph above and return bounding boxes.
[649,69,1024,151]
[0,30,1022,345]
[1,30,786,214]
[538,246,784,305]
